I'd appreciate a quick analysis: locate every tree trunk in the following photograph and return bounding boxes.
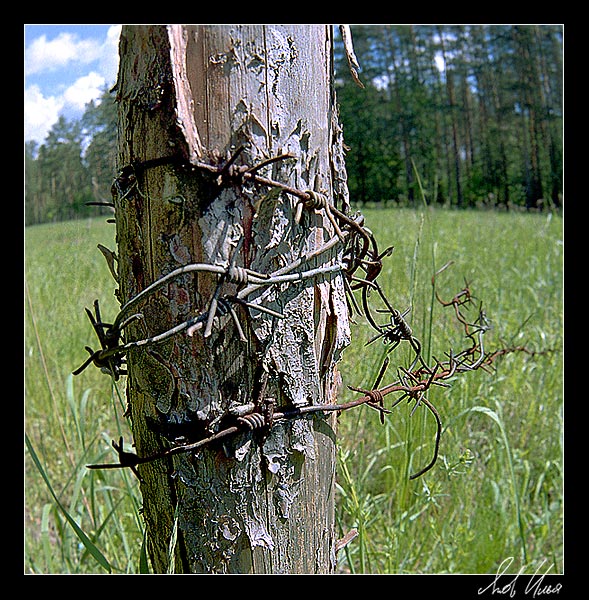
[382,26,414,203]
[437,27,463,208]
[113,24,350,574]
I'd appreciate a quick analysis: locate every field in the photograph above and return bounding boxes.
[24,207,563,574]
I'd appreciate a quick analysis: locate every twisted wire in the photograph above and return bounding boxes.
[225,265,250,286]
[236,412,267,430]
[82,150,552,482]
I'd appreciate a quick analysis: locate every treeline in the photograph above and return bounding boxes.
[25,25,563,226]
[335,25,563,209]
[25,89,117,225]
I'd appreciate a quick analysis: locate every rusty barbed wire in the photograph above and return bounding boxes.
[81,148,553,480]
[83,256,548,479]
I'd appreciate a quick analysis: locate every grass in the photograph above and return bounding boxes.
[24,208,563,574]
[25,219,143,573]
[335,206,563,574]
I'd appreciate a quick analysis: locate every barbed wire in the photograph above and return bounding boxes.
[78,148,553,479]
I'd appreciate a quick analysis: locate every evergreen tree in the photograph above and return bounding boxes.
[334,25,562,209]
[82,88,118,205]
[34,116,92,222]
[25,90,118,224]
[26,25,562,225]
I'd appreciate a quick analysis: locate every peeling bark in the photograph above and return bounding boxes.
[114,24,350,573]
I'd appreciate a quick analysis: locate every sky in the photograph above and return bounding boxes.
[24,24,122,145]
[23,24,450,146]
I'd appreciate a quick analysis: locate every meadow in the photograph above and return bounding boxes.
[24,207,563,574]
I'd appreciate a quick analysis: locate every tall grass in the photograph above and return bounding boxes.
[25,219,144,573]
[25,209,563,574]
[335,207,563,574]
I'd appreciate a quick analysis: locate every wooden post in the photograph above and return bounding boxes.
[114,24,350,573]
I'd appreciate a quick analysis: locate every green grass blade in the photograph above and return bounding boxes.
[26,433,112,573]
[40,503,53,571]
[468,405,528,563]
[139,529,151,574]
[411,158,428,209]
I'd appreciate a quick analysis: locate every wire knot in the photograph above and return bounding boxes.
[237,412,266,430]
[302,190,329,210]
[295,190,345,241]
[225,265,249,285]
[366,389,384,406]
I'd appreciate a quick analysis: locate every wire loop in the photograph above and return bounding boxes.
[80,150,554,481]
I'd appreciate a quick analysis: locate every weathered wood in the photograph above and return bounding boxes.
[114,24,350,573]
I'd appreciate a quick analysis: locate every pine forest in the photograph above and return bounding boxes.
[25,25,563,226]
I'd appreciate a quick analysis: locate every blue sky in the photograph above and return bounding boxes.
[24,24,121,144]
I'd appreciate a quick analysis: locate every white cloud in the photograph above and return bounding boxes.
[99,25,121,83]
[25,32,103,76]
[24,84,63,143]
[24,26,122,143]
[63,72,107,110]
